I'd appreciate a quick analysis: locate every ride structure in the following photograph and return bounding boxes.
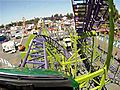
[0,0,119,90]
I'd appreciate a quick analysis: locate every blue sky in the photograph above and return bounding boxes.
[0,0,120,25]
[115,0,120,13]
[0,0,72,25]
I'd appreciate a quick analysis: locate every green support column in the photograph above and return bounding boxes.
[105,0,115,71]
[99,0,115,89]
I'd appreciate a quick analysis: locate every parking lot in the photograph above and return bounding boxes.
[0,36,29,68]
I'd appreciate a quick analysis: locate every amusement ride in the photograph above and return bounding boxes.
[0,0,120,90]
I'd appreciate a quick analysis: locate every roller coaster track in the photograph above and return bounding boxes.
[0,0,117,89]
[71,0,117,89]
[20,0,116,89]
[72,0,108,34]
[20,35,70,69]
[72,0,109,69]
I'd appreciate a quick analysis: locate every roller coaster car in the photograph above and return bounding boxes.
[0,69,79,90]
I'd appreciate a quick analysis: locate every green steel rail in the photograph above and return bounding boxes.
[0,0,116,89]
[73,0,115,89]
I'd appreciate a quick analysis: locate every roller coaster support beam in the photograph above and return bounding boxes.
[99,0,115,89]
[105,0,115,71]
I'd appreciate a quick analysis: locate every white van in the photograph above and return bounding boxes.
[2,41,16,53]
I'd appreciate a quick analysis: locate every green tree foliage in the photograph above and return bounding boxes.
[51,15,54,21]
[1,13,74,29]
[114,6,119,22]
[18,21,23,26]
[54,14,59,18]
[0,24,4,28]
[66,13,73,19]
[59,14,63,18]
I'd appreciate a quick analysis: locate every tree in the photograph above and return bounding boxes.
[54,14,59,20]
[66,13,73,19]
[0,24,4,29]
[69,13,73,19]
[59,14,63,18]
[66,13,70,19]
[54,14,59,18]
[11,22,16,26]
[51,15,54,21]
[18,21,23,26]
[34,18,40,29]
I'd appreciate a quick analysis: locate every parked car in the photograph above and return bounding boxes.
[15,32,22,39]
[0,34,6,42]
[11,31,16,38]
[0,33,10,43]
[31,29,39,35]
[2,40,16,53]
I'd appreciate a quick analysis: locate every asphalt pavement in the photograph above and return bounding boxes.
[0,36,29,68]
